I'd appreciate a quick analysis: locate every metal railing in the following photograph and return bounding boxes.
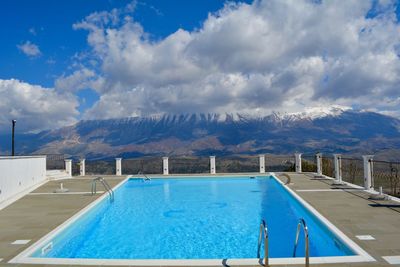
[265,155,295,172]
[216,156,259,173]
[91,177,114,202]
[372,160,400,197]
[321,156,334,177]
[86,159,115,175]
[169,157,209,174]
[122,158,162,175]
[301,154,317,172]
[257,219,269,267]
[45,154,65,170]
[293,218,309,267]
[341,157,364,187]
[72,160,80,176]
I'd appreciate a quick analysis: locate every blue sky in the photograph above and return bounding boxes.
[0,0,250,87]
[1,0,400,132]
[0,0,250,114]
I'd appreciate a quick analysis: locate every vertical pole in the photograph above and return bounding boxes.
[363,155,374,190]
[210,156,216,174]
[333,154,342,181]
[295,153,302,173]
[332,154,345,185]
[65,159,72,177]
[80,158,86,176]
[316,153,322,175]
[163,157,169,175]
[116,158,122,176]
[11,119,16,156]
[259,154,265,174]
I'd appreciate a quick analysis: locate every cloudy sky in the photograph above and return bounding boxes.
[1,0,400,132]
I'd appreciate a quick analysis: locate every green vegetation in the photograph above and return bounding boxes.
[301,160,317,172]
[322,157,334,177]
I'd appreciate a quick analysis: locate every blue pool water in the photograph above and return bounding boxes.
[33,176,355,259]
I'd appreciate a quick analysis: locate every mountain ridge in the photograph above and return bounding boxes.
[1,108,400,160]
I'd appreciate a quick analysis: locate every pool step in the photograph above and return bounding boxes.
[46,170,71,180]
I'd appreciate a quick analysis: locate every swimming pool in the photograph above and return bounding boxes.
[11,175,374,265]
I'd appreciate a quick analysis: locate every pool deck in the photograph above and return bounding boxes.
[0,173,399,267]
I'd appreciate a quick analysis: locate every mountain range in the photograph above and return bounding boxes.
[1,107,400,160]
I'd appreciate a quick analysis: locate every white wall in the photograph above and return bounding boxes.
[0,156,46,204]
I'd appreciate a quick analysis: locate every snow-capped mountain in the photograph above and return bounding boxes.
[1,108,400,159]
[285,105,351,120]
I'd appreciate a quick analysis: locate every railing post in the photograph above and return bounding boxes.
[332,154,345,185]
[259,154,265,174]
[163,157,169,175]
[295,153,302,172]
[210,156,216,174]
[80,158,86,176]
[115,158,122,176]
[363,155,374,190]
[316,153,322,175]
[65,159,72,177]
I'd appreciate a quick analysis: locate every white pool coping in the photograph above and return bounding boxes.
[9,173,375,266]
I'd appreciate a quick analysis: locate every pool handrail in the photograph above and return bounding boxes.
[281,173,291,184]
[91,177,114,202]
[138,171,151,181]
[257,219,269,267]
[293,218,309,267]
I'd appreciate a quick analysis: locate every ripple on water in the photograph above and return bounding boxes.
[163,209,186,218]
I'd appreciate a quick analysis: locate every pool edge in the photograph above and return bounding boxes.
[9,173,376,266]
[9,176,131,264]
[270,172,376,263]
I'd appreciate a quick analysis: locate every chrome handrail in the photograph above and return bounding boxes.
[293,218,309,267]
[281,173,291,185]
[257,219,269,267]
[91,177,114,202]
[138,171,151,181]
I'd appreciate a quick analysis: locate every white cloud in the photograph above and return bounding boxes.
[17,41,41,57]
[0,79,78,132]
[29,27,37,36]
[65,0,400,119]
[46,58,56,65]
[55,68,104,93]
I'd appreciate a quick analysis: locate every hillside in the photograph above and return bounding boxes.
[1,108,400,159]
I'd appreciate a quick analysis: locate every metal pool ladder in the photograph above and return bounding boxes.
[293,218,309,267]
[257,219,269,267]
[138,171,151,181]
[91,177,114,202]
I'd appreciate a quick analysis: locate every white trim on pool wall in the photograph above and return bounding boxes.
[9,173,375,266]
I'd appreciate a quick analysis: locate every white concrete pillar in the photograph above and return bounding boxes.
[295,153,302,173]
[210,156,216,174]
[65,159,72,177]
[259,154,265,174]
[363,155,374,190]
[316,153,322,175]
[333,154,342,182]
[116,158,122,176]
[80,158,85,176]
[163,157,169,175]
